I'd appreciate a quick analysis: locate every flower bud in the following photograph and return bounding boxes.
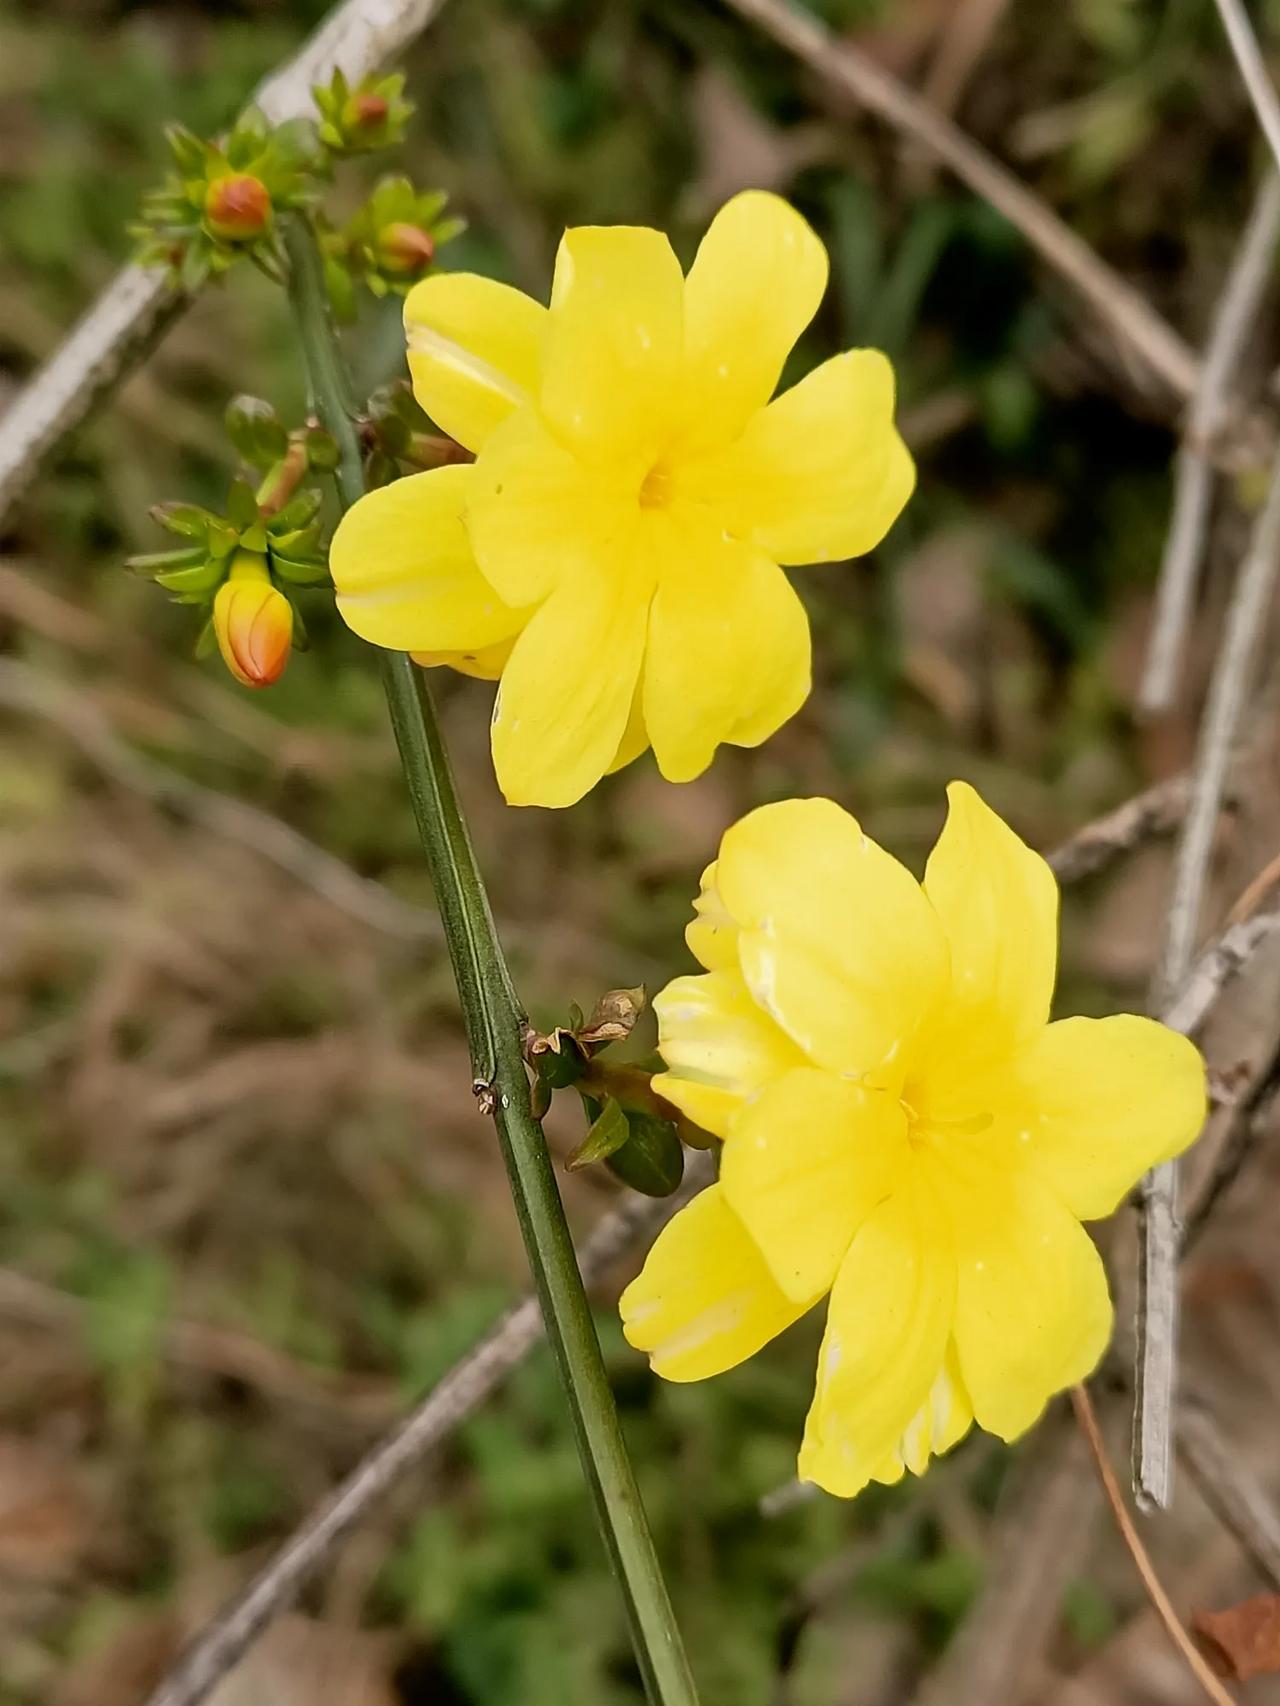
[213,553,292,687]
[376,221,435,276]
[349,92,390,132]
[204,174,272,241]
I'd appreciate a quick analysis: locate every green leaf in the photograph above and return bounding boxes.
[153,558,224,595]
[604,1108,685,1198]
[226,477,260,530]
[567,1096,630,1170]
[150,501,213,541]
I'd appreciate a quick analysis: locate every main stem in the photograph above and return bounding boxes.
[282,217,698,1706]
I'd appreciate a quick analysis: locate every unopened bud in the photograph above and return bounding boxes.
[349,92,390,131]
[204,174,272,241]
[213,553,292,687]
[377,221,435,276]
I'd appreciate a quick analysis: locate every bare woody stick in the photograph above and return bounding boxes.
[0,0,449,527]
[719,0,1200,404]
[1140,172,1280,714]
[1137,453,1280,1510]
[1179,1398,1280,1591]
[144,1155,714,1706]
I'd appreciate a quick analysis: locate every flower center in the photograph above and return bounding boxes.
[639,461,674,510]
[900,1097,992,1150]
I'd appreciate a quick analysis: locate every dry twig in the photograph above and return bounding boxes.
[718,0,1200,403]
[1214,0,1280,174]
[1140,173,1280,713]
[1179,1398,1280,1592]
[1072,1384,1236,1706]
[143,1155,713,1706]
[1137,452,1280,1510]
[0,0,451,527]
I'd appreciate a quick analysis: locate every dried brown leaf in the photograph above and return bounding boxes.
[1195,1593,1280,1680]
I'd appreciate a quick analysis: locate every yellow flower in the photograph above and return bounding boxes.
[329,191,914,807]
[213,552,293,688]
[620,784,1206,1496]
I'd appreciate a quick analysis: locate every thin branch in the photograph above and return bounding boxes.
[144,1156,712,1706]
[1141,172,1280,714]
[718,0,1200,403]
[0,0,450,529]
[1136,450,1280,1510]
[0,658,439,943]
[1213,0,1280,175]
[1046,774,1199,885]
[1071,1385,1236,1706]
[1179,1398,1280,1591]
[1160,913,1280,1039]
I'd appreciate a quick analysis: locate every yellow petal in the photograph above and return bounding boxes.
[799,1177,956,1497]
[620,1183,814,1382]
[403,272,546,454]
[720,1067,909,1302]
[642,511,811,783]
[330,466,526,654]
[897,1341,974,1476]
[652,968,806,1139]
[996,1015,1207,1221]
[606,683,649,775]
[920,780,1059,1067]
[468,409,629,608]
[940,1151,1113,1441]
[411,636,516,681]
[676,351,913,565]
[490,547,652,808]
[714,798,949,1078]
[540,225,684,468]
[677,190,828,452]
[685,860,739,974]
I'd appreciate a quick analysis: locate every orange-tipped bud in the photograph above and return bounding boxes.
[350,92,390,130]
[213,554,292,688]
[377,221,435,275]
[204,173,272,241]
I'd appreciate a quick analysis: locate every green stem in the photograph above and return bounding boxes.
[282,216,699,1706]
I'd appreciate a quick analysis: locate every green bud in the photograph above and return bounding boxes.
[303,425,339,472]
[603,1105,685,1199]
[226,395,289,468]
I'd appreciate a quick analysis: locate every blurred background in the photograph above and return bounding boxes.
[5,0,1280,1700]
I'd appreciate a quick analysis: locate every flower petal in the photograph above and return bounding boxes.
[403,272,546,453]
[677,190,828,452]
[606,682,649,775]
[540,225,683,468]
[620,1183,814,1382]
[714,798,949,1077]
[412,636,516,681]
[330,466,525,653]
[676,350,913,565]
[490,545,652,808]
[997,1015,1207,1221]
[920,781,1059,1064]
[799,1177,956,1497]
[942,1152,1113,1441]
[468,409,630,608]
[685,860,739,974]
[643,512,811,782]
[720,1066,909,1302]
[653,968,806,1140]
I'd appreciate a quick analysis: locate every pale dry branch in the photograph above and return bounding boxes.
[143,1154,713,1706]
[1046,774,1199,885]
[1214,0,1280,176]
[1179,1398,1280,1591]
[1141,174,1280,713]
[0,0,451,527]
[1137,451,1280,1510]
[719,0,1200,403]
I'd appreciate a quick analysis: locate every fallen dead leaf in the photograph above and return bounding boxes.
[1195,1593,1280,1681]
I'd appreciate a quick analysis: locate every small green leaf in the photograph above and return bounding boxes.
[567,1096,630,1170]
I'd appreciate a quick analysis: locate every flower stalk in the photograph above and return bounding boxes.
[281,214,699,1706]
